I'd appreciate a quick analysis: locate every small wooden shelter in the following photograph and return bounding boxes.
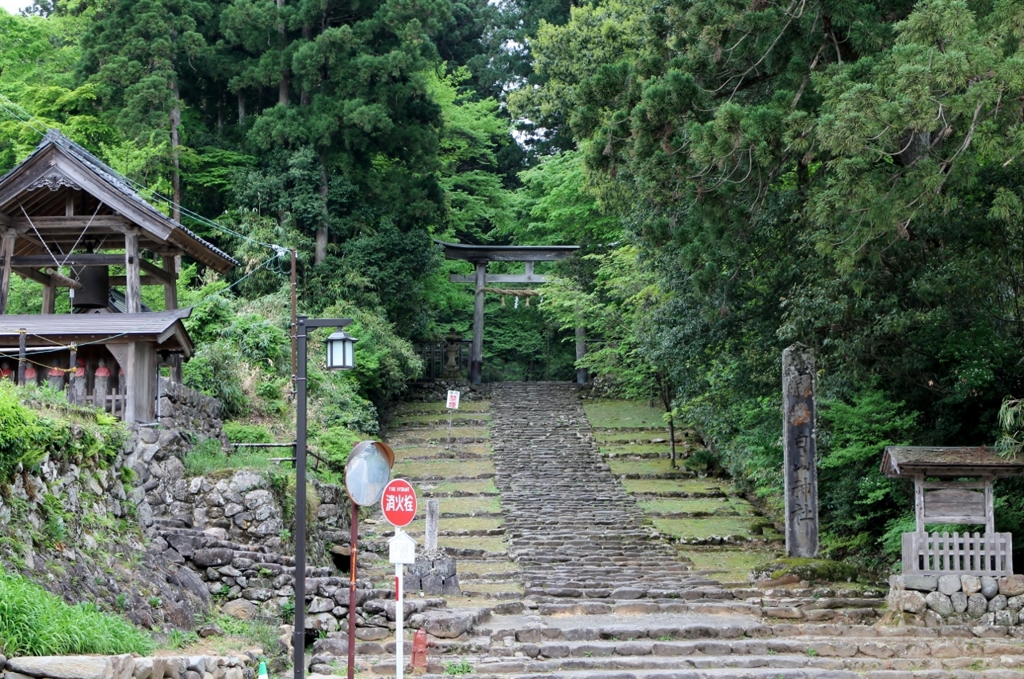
[0,129,237,422]
[882,446,1024,576]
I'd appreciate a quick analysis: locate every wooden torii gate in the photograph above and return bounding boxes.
[439,241,580,384]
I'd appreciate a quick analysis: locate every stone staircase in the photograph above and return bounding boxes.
[490,381,732,603]
[311,382,1024,678]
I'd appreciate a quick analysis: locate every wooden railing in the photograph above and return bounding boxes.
[902,531,1013,576]
[79,392,126,417]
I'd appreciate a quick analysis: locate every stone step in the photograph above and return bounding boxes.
[471,636,1024,661]
[402,666,1024,679]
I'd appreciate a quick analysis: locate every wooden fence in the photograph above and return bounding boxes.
[902,531,1013,576]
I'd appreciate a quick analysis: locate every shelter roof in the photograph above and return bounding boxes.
[881,446,1024,478]
[0,308,195,357]
[437,240,579,263]
[0,130,237,272]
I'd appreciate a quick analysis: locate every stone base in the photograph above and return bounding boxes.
[887,573,1024,627]
[406,552,461,596]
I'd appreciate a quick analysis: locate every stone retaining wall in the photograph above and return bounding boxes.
[0,654,252,679]
[0,422,211,630]
[888,573,1024,627]
[158,379,228,446]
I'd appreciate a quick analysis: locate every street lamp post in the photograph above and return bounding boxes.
[294,317,357,679]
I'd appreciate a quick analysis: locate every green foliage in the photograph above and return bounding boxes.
[443,659,474,675]
[0,571,153,656]
[182,340,250,418]
[997,398,1024,459]
[222,423,272,445]
[164,629,198,651]
[0,382,45,482]
[0,383,126,483]
[311,426,362,481]
[184,439,276,477]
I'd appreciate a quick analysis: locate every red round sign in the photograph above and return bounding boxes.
[381,479,418,527]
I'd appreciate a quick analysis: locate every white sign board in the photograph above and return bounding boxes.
[389,531,417,564]
[446,390,461,410]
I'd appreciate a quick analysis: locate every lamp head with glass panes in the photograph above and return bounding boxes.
[325,330,357,370]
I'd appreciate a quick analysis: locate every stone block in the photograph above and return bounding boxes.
[967,593,988,617]
[901,575,938,591]
[133,659,153,679]
[951,591,968,614]
[221,599,258,620]
[990,594,1009,612]
[961,575,982,595]
[996,610,1016,627]
[937,574,962,595]
[901,590,928,614]
[925,591,954,616]
[1000,575,1024,597]
[193,548,234,568]
[7,656,114,679]
[982,576,1000,599]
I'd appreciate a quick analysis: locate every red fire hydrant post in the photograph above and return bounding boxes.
[410,628,428,675]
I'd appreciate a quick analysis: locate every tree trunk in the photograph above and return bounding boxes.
[278,0,289,106]
[170,79,181,223]
[237,90,246,124]
[668,414,677,469]
[315,159,329,264]
[300,23,311,105]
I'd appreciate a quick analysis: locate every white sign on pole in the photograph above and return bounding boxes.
[389,531,417,564]
[390,528,417,679]
[446,390,461,410]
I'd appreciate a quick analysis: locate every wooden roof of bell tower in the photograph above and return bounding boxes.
[0,129,237,273]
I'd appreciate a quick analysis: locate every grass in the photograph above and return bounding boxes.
[390,413,491,426]
[395,401,491,415]
[651,517,758,539]
[400,515,504,535]
[184,439,280,476]
[391,458,494,479]
[687,548,778,578]
[432,535,508,553]
[421,478,499,495]
[607,458,689,476]
[415,495,501,515]
[459,561,521,576]
[623,479,731,495]
[0,572,153,656]
[390,427,490,440]
[392,443,493,456]
[600,444,678,456]
[638,498,740,514]
[583,400,668,429]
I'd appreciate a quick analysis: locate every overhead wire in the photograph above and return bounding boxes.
[0,97,284,253]
[0,103,292,349]
[0,248,288,364]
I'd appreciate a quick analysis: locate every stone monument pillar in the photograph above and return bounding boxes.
[782,343,818,558]
[406,499,461,595]
[443,328,462,379]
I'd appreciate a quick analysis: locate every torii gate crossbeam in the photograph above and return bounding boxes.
[439,241,580,384]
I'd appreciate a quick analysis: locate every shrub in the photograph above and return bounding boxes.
[311,426,362,480]
[184,439,276,476]
[223,423,273,444]
[0,571,153,656]
[0,383,126,482]
[0,382,42,482]
[183,340,250,417]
